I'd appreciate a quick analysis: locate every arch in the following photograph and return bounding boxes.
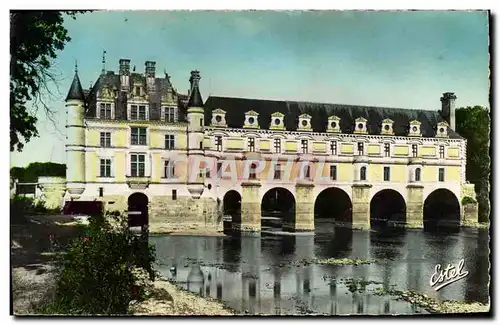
[127,192,149,229]
[370,189,406,228]
[424,188,461,231]
[314,187,353,228]
[223,190,241,225]
[261,187,296,230]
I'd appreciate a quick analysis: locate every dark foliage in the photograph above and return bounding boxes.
[10,162,66,182]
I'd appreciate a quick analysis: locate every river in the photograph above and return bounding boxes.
[151,222,490,315]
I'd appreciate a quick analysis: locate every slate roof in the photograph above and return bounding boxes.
[84,71,188,121]
[66,72,85,101]
[203,96,463,139]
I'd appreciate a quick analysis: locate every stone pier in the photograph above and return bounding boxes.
[238,181,262,234]
[406,184,424,228]
[351,183,371,230]
[285,182,315,232]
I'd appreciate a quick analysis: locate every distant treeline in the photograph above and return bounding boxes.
[11,162,66,183]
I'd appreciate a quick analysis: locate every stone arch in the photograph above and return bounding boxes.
[314,187,353,227]
[370,189,406,228]
[223,190,242,225]
[128,192,149,229]
[424,188,461,230]
[261,187,296,230]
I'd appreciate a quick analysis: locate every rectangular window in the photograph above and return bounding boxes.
[206,167,211,179]
[412,144,418,158]
[384,143,390,157]
[274,138,281,153]
[274,163,281,180]
[100,159,111,177]
[331,141,337,155]
[384,167,390,181]
[135,86,141,97]
[100,132,111,147]
[199,141,203,150]
[164,160,175,178]
[248,138,255,152]
[360,166,367,181]
[200,118,203,127]
[330,165,337,180]
[165,134,175,150]
[98,187,104,197]
[217,162,223,178]
[130,105,138,120]
[130,154,145,177]
[358,142,364,156]
[99,103,112,119]
[172,189,177,200]
[165,107,175,122]
[304,165,311,179]
[249,163,257,180]
[301,140,308,154]
[131,127,147,145]
[439,145,445,159]
[215,136,223,152]
[438,168,445,182]
[138,106,146,120]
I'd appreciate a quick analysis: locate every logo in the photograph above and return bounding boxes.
[430,259,469,291]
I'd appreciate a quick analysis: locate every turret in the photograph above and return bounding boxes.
[65,64,86,196]
[186,70,205,199]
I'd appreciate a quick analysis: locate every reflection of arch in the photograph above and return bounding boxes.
[424,188,460,230]
[261,187,296,229]
[370,189,406,227]
[314,187,352,226]
[223,190,242,225]
[127,192,149,228]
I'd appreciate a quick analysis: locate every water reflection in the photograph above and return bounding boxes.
[153,224,489,315]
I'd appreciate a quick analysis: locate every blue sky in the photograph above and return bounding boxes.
[10,10,490,167]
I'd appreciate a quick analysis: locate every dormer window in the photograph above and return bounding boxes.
[381,119,394,135]
[163,107,177,122]
[270,112,285,130]
[298,113,312,131]
[130,105,147,120]
[408,120,422,137]
[244,110,260,129]
[436,121,449,138]
[327,116,341,133]
[354,117,368,134]
[99,103,112,119]
[211,109,227,127]
[135,86,141,97]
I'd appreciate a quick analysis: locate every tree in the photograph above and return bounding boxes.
[10,11,87,152]
[455,106,491,222]
[10,162,66,182]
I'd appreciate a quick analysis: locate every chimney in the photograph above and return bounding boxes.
[145,61,156,78]
[440,92,457,130]
[119,59,130,90]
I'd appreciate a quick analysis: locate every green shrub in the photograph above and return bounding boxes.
[42,212,157,315]
[34,200,48,213]
[461,196,477,205]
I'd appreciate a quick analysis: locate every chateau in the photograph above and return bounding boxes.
[63,59,478,233]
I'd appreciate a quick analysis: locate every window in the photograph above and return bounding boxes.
[172,189,177,200]
[135,86,141,97]
[330,165,337,181]
[99,103,112,119]
[130,154,145,177]
[215,136,223,152]
[165,107,175,122]
[331,141,337,155]
[274,138,281,153]
[301,140,308,154]
[199,168,204,178]
[357,142,364,156]
[412,144,418,158]
[438,168,445,182]
[304,165,311,179]
[384,143,390,157]
[100,159,111,177]
[274,163,281,180]
[249,163,257,180]
[165,135,175,150]
[415,168,421,182]
[248,138,255,152]
[100,132,111,147]
[200,118,203,127]
[199,141,203,150]
[360,166,367,181]
[206,168,211,179]
[164,160,175,178]
[217,162,223,178]
[98,187,104,197]
[130,105,147,120]
[439,145,445,159]
[383,167,390,181]
[131,127,147,145]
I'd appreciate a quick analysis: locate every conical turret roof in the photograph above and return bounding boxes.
[66,70,85,101]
